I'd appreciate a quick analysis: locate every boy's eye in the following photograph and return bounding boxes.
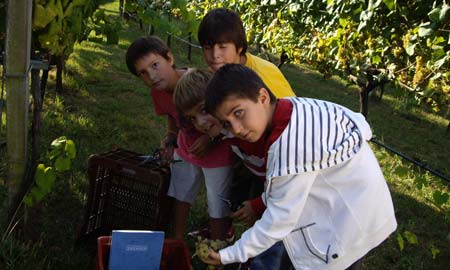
[222,121,231,129]
[152,62,159,69]
[234,110,243,118]
[198,103,207,115]
[203,45,212,50]
[188,116,196,123]
[137,68,146,76]
[139,71,148,78]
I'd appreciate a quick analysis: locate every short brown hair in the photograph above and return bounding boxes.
[205,64,276,115]
[174,69,213,114]
[126,36,171,76]
[198,8,247,55]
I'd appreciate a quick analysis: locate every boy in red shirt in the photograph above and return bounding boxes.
[126,36,235,241]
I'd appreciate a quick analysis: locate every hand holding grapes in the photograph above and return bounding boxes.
[202,250,221,266]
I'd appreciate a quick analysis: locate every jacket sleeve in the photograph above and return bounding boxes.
[219,171,318,264]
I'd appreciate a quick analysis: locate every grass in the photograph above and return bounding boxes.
[0,0,449,269]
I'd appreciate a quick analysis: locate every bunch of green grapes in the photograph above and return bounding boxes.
[193,236,228,269]
[413,55,430,87]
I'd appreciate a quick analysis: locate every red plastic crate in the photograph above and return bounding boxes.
[97,236,191,270]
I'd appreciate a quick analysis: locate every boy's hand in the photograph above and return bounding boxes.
[160,145,175,162]
[189,134,213,157]
[160,135,176,162]
[161,134,177,148]
[201,249,221,266]
[230,201,258,226]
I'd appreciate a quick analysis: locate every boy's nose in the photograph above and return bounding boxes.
[146,67,157,80]
[197,115,208,127]
[212,46,221,59]
[230,121,242,136]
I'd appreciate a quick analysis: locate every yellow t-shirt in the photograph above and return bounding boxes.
[245,52,296,98]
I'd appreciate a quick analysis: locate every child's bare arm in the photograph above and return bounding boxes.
[160,115,178,160]
[166,115,178,139]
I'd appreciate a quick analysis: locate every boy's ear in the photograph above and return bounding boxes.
[167,51,175,66]
[258,88,271,105]
[237,46,243,55]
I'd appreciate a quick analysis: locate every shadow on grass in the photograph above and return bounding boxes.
[364,190,450,270]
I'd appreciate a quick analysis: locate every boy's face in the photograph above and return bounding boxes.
[134,52,176,92]
[184,101,222,137]
[214,88,271,143]
[202,42,243,72]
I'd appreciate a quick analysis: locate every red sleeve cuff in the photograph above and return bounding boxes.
[250,197,266,217]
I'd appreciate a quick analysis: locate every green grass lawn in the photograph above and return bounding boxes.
[0,1,449,269]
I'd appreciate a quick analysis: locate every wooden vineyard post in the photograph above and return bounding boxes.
[5,0,32,216]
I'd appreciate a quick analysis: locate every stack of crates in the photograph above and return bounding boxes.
[80,149,173,240]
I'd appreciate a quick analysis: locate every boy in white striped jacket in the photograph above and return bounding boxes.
[203,64,397,270]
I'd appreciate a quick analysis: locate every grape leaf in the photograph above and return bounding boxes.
[55,156,71,172]
[404,231,418,244]
[65,139,76,159]
[397,233,404,251]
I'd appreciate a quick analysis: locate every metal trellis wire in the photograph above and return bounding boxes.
[166,31,202,49]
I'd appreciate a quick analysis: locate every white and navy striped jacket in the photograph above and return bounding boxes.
[267,97,372,179]
[220,97,397,270]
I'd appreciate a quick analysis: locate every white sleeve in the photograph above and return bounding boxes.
[261,191,266,206]
[219,171,318,264]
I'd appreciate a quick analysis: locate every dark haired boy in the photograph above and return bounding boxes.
[198,7,295,98]
[203,64,397,270]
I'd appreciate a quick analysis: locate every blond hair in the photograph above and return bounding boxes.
[174,68,213,114]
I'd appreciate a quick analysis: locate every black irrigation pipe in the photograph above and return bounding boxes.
[370,137,450,184]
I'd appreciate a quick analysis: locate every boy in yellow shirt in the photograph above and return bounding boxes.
[198,7,296,98]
